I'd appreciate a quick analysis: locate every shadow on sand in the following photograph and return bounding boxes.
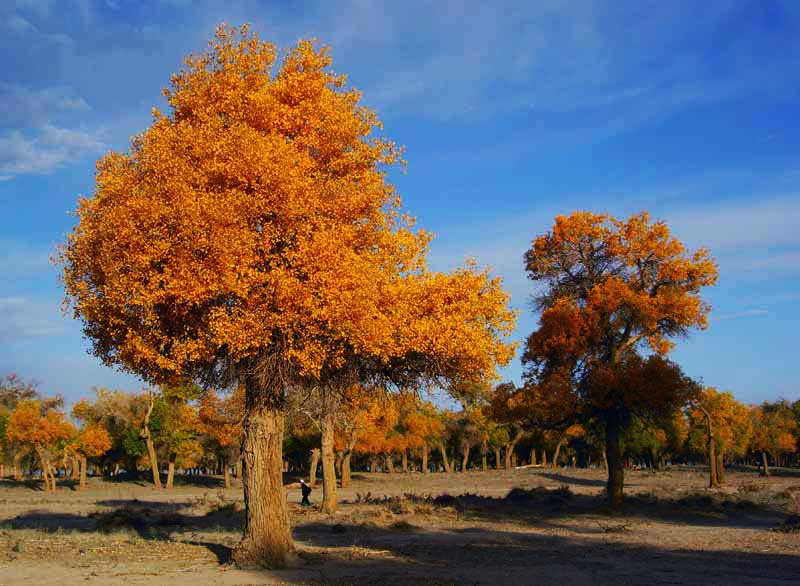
[2,483,798,585]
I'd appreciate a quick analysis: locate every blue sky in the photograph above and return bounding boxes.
[1,0,798,406]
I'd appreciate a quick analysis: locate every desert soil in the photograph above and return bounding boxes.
[1,466,799,585]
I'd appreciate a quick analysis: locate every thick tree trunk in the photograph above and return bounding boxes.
[385,453,395,473]
[401,449,408,473]
[716,452,725,485]
[761,451,770,477]
[494,447,502,469]
[232,395,293,569]
[309,448,320,487]
[438,441,452,473]
[421,444,429,474]
[235,457,243,480]
[321,412,337,514]
[541,448,548,468]
[482,453,488,471]
[530,447,537,466]
[605,415,624,507]
[511,452,517,467]
[601,449,607,470]
[461,444,470,473]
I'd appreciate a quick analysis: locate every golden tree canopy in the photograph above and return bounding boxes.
[524,211,718,365]
[59,25,515,390]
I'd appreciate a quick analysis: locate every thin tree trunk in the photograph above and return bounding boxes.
[716,452,725,485]
[601,448,607,470]
[79,455,88,489]
[36,448,53,492]
[341,430,357,488]
[335,451,343,478]
[309,448,320,487]
[504,430,523,469]
[761,451,770,477]
[605,414,624,506]
[13,451,23,481]
[541,448,548,468]
[461,443,470,473]
[166,454,176,489]
[494,447,502,469]
[421,444,429,474]
[321,411,337,514]
[700,406,720,488]
[145,436,161,488]
[235,457,243,479]
[224,458,232,489]
[530,447,537,466]
[552,438,565,469]
[385,453,395,473]
[650,447,661,472]
[232,388,293,569]
[401,449,408,473]
[140,395,161,489]
[438,441,452,473]
[342,452,352,487]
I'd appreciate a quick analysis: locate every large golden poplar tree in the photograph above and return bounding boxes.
[523,211,716,506]
[59,25,515,567]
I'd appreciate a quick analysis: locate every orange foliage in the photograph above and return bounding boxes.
[688,388,751,459]
[750,403,798,457]
[6,400,72,452]
[524,211,717,366]
[58,25,515,393]
[199,387,244,449]
[74,425,112,459]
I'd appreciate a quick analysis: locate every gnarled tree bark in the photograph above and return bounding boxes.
[232,375,292,569]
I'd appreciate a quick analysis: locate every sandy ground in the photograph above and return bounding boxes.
[1,466,799,585]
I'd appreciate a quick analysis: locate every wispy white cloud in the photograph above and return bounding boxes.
[0,124,104,177]
[0,239,53,276]
[298,0,788,128]
[713,308,769,321]
[0,296,65,341]
[666,196,800,253]
[0,83,90,127]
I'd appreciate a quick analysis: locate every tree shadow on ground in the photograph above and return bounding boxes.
[2,491,799,585]
[539,472,608,487]
[0,478,46,491]
[288,520,800,585]
[376,484,793,533]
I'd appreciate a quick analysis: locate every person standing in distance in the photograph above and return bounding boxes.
[300,479,312,506]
